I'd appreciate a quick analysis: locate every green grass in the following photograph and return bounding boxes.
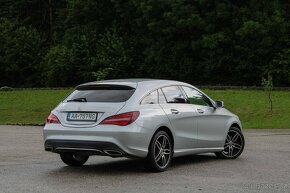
[204,89,290,129]
[0,90,71,125]
[0,89,289,128]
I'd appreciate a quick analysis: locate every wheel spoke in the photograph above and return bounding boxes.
[161,155,166,166]
[163,149,171,155]
[162,136,167,148]
[229,147,233,156]
[233,143,242,150]
[232,133,239,142]
[155,151,162,161]
[155,141,162,151]
[226,134,231,142]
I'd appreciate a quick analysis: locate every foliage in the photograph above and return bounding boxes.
[91,68,114,81]
[90,26,134,80]
[261,74,273,111]
[43,45,73,86]
[0,0,289,87]
[0,18,45,87]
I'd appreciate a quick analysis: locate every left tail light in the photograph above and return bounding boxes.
[100,111,140,126]
[46,113,61,124]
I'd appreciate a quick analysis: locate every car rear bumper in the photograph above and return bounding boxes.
[45,139,131,157]
[43,123,152,158]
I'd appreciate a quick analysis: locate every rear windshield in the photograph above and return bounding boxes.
[65,84,135,103]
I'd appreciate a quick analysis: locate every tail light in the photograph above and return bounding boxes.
[100,111,140,126]
[46,113,61,124]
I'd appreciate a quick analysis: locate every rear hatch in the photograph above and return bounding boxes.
[55,84,136,127]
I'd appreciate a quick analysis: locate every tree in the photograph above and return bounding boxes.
[0,18,45,87]
[261,74,273,112]
[0,0,289,87]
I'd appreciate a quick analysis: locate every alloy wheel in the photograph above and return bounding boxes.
[153,135,172,168]
[221,129,244,158]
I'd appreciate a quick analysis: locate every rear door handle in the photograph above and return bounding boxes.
[170,109,180,114]
[197,109,204,114]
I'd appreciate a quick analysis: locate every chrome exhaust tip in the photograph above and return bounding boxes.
[103,150,123,157]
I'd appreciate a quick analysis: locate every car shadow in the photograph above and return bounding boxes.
[46,154,218,176]
[171,154,218,169]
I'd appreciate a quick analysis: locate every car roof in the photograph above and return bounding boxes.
[76,79,215,105]
[78,79,190,89]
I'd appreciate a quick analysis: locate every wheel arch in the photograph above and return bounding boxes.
[223,118,243,140]
[231,123,242,131]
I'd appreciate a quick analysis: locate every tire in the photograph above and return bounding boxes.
[60,153,89,166]
[145,131,173,172]
[215,127,245,159]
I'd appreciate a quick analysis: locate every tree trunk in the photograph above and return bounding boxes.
[48,0,53,39]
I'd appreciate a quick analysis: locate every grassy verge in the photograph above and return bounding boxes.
[205,89,290,129]
[1,89,289,128]
[1,90,71,125]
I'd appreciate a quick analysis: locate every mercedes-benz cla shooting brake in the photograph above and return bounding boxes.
[44,79,245,172]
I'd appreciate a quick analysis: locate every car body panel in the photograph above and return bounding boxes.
[159,103,198,150]
[195,106,231,148]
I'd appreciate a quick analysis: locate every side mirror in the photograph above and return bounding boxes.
[215,100,224,108]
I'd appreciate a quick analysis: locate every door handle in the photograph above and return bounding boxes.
[170,109,180,114]
[197,109,204,114]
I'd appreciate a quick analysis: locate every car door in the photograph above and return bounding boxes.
[158,86,198,151]
[181,86,226,148]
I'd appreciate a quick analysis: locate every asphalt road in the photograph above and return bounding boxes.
[0,126,289,193]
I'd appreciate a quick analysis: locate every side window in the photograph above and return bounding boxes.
[182,86,213,107]
[161,86,187,104]
[140,90,158,104]
[158,89,167,104]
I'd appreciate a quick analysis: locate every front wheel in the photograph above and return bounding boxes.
[60,153,89,166]
[145,131,173,172]
[215,127,245,159]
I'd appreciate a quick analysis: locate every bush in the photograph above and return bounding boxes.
[0,18,45,87]
[43,45,73,87]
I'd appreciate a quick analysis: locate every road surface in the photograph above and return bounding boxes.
[0,126,289,193]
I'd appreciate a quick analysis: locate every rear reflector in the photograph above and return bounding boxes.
[100,111,140,126]
[46,113,61,124]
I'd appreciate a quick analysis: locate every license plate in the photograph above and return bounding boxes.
[67,112,97,121]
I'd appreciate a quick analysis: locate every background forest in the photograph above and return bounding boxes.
[0,0,289,87]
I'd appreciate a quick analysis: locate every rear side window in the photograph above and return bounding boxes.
[161,86,187,103]
[66,84,135,103]
[158,89,167,104]
[141,90,158,104]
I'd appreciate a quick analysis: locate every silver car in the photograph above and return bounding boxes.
[44,79,245,172]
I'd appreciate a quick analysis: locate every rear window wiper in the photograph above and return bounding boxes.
[67,98,87,102]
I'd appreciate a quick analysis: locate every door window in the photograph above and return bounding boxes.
[182,86,213,107]
[161,86,187,103]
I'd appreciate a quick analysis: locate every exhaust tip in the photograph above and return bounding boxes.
[103,150,123,157]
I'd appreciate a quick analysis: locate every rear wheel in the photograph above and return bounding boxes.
[60,153,89,166]
[215,127,245,159]
[145,131,173,172]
